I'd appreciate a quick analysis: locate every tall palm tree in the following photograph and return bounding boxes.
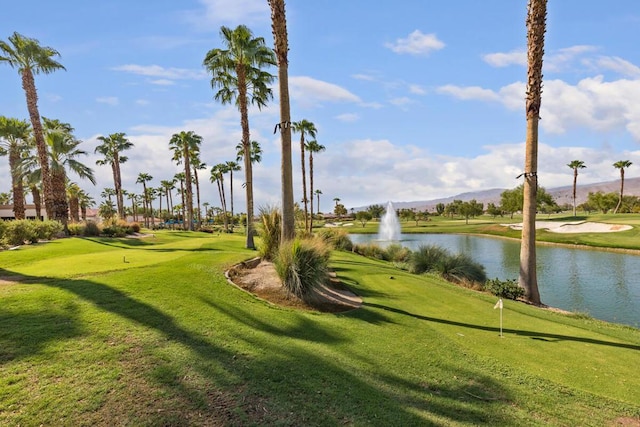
[567,160,586,217]
[314,189,322,215]
[0,116,31,219]
[136,172,153,228]
[236,140,263,165]
[160,179,176,220]
[169,131,202,231]
[191,156,207,230]
[269,0,295,242]
[210,163,230,232]
[519,0,547,305]
[1,32,66,219]
[225,160,241,222]
[292,120,317,233]
[174,172,186,229]
[613,160,632,214]
[306,139,325,232]
[154,187,164,224]
[95,132,133,220]
[204,25,276,249]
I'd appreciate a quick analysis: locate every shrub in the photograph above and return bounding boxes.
[409,244,449,274]
[435,253,487,284]
[353,243,388,260]
[484,278,525,300]
[67,222,85,236]
[84,221,101,237]
[258,205,281,261]
[274,238,330,300]
[129,222,141,233]
[3,220,36,246]
[385,244,411,263]
[35,220,63,240]
[316,228,353,251]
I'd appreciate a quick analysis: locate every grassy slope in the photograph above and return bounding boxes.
[1,231,639,426]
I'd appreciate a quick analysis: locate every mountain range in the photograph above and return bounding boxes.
[371,177,640,212]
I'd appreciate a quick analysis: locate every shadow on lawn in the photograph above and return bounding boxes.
[366,302,640,351]
[0,269,517,425]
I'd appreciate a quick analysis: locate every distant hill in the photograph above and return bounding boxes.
[357,177,640,212]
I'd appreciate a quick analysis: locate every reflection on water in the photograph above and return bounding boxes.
[349,233,640,328]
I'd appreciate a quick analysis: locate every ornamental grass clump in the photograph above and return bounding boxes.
[274,237,330,300]
[353,242,387,260]
[409,244,449,274]
[316,228,353,251]
[434,252,487,284]
[257,205,281,261]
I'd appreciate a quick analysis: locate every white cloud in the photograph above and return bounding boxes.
[389,97,415,108]
[289,76,362,107]
[594,56,640,77]
[112,64,207,80]
[483,49,526,67]
[96,96,119,106]
[437,85,500,102]
[335,113,359,122]
[384,30,445,56]
[409,84,427,95]
[352,73,377,81]
[135,99,150,106]
[150,79,176,86]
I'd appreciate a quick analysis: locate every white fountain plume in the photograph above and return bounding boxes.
[378,201,401,241]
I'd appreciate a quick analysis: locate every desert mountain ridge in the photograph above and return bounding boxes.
[356,177,640,212]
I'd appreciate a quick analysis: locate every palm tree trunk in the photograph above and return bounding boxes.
[270,0,295,242]
[237,67,255,248]
[51,169,69,232]
[309,153,314,232]
[9,147,25,220]
[614,169,625,214]
[518,0,546,306]
[300,135,309,233]
[572,169,578,217]
[183,147,194,231]
[31,185,42,220]
[21,68,54,219]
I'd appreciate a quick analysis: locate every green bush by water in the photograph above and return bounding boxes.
[274,237,330,299]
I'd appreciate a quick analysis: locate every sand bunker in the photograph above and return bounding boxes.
[504,221,632,233]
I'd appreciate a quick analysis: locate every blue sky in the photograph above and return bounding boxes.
[2,0,640,212]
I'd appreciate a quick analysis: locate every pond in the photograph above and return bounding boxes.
[348,233,640,328]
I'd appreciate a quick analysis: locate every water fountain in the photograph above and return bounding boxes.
[378,201,401,241]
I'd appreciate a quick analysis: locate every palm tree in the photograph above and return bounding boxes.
[136,172,153,228]
[66,182,82,222]
[191,156,207,230]
[269,0,295,242]
[174,172,186,229]
[333,197,340,207]
[1,32,66,219]
[519,0,547,305]
[225,160,241,222]
[210,163,230,232]
[306,139,325,232]
[77,189,94,221]
[567,160,586,217]
[613,160,632,214]
[0,116,31,219]
[292,120,317,233]
[169,131,202,231]
[236,140,263,165]
[160,179,176,220]
[154,187,164,224]
[314,189,322,215]
[95,132,133,219]
[204,25,276,249]
[124,191,138,222]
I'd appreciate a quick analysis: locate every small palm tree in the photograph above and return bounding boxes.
[225,160,241,222]
[292,120,317,233]
[66,182,82,222]
[306,139,325,232]
[169,131,202,231]
[567,160,586,217]
[613,160,632,214]
[210,163,230,232]
[77,189,94,221]
[174,173,186,228]
[136,172,153,228]
[1,32,66,219]
[0,116,31,219]
[160,179,176,220]
[95,132,133,219]
[314,189,322,215]
[204,25,276,249]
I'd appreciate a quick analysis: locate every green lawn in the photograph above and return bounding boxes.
[1,231,639,425]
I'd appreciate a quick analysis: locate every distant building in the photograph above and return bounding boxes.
[0,204,100,223]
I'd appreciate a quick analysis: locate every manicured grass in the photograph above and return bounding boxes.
[1,231,639,425]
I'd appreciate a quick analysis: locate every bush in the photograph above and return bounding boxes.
[316,228,353,251]
[3,220,36,246]
[274,238,330,300]
[35,220,63,241]
[353,243,388,260]
[484,278,525,300]
[435,253,487,284]
[67,222,85,236]
[385,244,411,263]
[129,222,141,233]
[257,205,281,261]
[409,244,449,274]
[84,221,101,237]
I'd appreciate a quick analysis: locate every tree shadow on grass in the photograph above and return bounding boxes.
[366,302,640,351]
[0,269,521,425]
